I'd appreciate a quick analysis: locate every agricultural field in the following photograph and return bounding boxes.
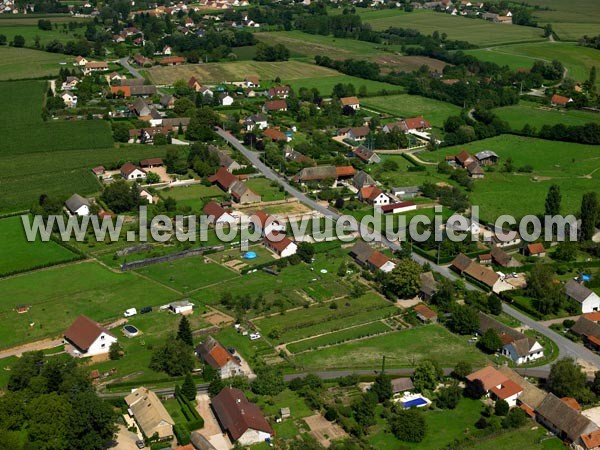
[135,258,239,293]
[159,184,227,211]
[288,75,402,97]
[465,42,600,88]
[0,22,86,48]
[0,261,176,349]
[362,94,462,128]
[493,102,600,130]
[0,46,71,80]
[292,324,487,370]
[418,135,600,220]
[0,215,80,276]
[352,9,546,46]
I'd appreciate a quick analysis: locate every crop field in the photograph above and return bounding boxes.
[0,215,80,276]
[418,135,600,220]
[0,23,86,48]
[465,42,600,87]
[493,102,600,129]
[146,60,340,85]
[292,324,487,370]
[288,74,402,97]
[159,184,227,211]
[0,261,176,349]
[352,9,545,46]
[362,94,461,128]
[135,259,239,293]
[0,46,71,80]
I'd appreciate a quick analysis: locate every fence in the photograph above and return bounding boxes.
[120,245,224,270]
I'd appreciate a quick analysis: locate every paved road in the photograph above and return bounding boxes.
[0,338,63,359]
[118,57,143,79]
[216,127,600,374]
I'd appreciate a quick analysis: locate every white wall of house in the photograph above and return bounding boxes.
[86,332,117,356]
[126,169,146,180]
[501,392,521,407]
[238,429,271,447]
[74,204,90,216]
[503,341,544,365]
[171,304,193,314]
[279,242,297,258]
[221,96,234,106]
[219,361,244,379]
[379,261,396,273]
[215,212,236,226]
[582,294,600,313]
[372,193,391,206]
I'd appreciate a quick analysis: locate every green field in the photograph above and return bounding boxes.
[353,9,545,46]
[245,177,286,202]
[493,102,600,129]
[159,184,227,211]
[362,94,462,128]
[0,23,86,48]
[288,74,402,97]
[419,135,600,220]
[0,215,79,276]
[0,261,176,349]
[0,46,72,80]
[135,259,239,293]
[292,324,487,370]
[465,42,600,87]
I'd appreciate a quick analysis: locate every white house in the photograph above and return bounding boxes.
[380,201,417,215]
[366,250,396,273]
[340,96,360,110]
[466,366,523,407]
[120,163,147,180]
[566,279,600,313]
[75,56,88,66]
[196,336,244,379]
[63,314,117,357]
[169,300,194,314]
[139,189,156,204]
[219,93,234,106]
[61,92,78,108]
[251,212,285,236]
[264,233,297,258]
[203,201,236,226]
[65,193,90,216]
[162,45,172,55]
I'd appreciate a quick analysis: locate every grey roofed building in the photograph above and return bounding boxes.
[391,378,414,394]
[391,186,421,196]
[451,253,473,273]
[475,150,499,160]
[490,247,513,267]
[572,315,600,341]
[566,279,595,304]
[133,98,151,116]
[124,387,175,440]
[65,194,90,214]
[159,94,174,108]
[293,165,337,182]
[478,312,537,358]
[349,241,375,266]
[536,393,598,443]
[420,271,438,298]
[190,431,218,450]
[117,78,146,86]
[162,117,191,129]
[129,85,157,96]
[352,170,376,189]
[497,365,547,409]
[208,145,243,172]
[467,162,484,177]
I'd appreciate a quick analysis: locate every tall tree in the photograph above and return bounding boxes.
[390,408,426,442]
[580,192,599,242]
[177,316,194,347]
[547,358,589,401]
[382,259,422,298]
[181,373,197,401]
[371,373,392,402]
[479,329,502,354]
[412,360,443,391]
[544,184,561,216]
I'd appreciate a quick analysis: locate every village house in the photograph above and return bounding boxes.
[391,186,421,199]
[65,193,90,216]
[211,387,273,446]
[367,250,396,273]
[551,94,573,107]
[466,366,523,407]
[352,170,376,190]
[262,127,289,142]
[203,201,236,226]
[125,387,175,441]
[524,242,546,257]
[391,378,415,395]
[263,99,287,113]
[230,180,261,204]
[200,86,214,98]
[63,314,117,357]
[481,247,520,268]
[160,94,175,109]
[475,150,499,166]
[120,162,147,180]
[159,56,185,66]
[61,76,80,91]
[61,92,78,108]
[251,211,285,236]
[162,117,191,131]
[340,96,360,110]
[75,56,88,66]
[91,165,105,177]
[455,150,475,168]
[338,126,370,141]
[293,165,355,184]
[566,279,600,313]
[208,145,243,172]
[284,146,312,164]
[358,186,391,206]
[84,61,109,74]
[219,92,234,106]
[380,201,417,215]
[128,127,170,144]
[414,303,438,323]
[268,85,290,99]
[264,232,297,258]
[196,336,244,378]
[353,145,381,164]
[478,312,544,364]
[496,365,547,415]
[244,76,260,88]
[169,300,194,314]
[572,313,600,350]
[209,167,238,192]
[244,113,268,131]
[403,116,432,131]
[139,189,158,204]
[466,161,485,179]
[140,158,164,169]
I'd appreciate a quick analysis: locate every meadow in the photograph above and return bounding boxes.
[159,184,227,211]
[0,215,80,276]
[465,42,600,88]
[288,75,402,97]
[0,23,86,48]
[292,324,487,370]
[361,94,462,128]
[353,9,545,46]
[418,135,600,220]
[0,46,71,80]
[0,261,176,349]
[245,177,286,202]
[493,102,600,129]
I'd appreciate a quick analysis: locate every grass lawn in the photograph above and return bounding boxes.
[135,258,239,293]
[159,184,227,211]
[210,245,276,267]
[0,46,72,80]
[355,9,545,46]
[0,215,80,276]
[245,177,286,202]
[417,135,600,220]
[0,23,86,48]
[361,94,462,129]
[292,324,488,370]
[473,426,563,449]
[288,74,403,97]
[493,102,600,130]
[0,261,177,349]
[213,326,276,364]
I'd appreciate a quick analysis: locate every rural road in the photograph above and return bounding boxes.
[216,127,600,374]
[118,57,143,79]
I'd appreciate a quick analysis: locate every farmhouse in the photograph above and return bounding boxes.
[485,247,520,268]
[566,279,600,313]
[262,127,289,142]
[208,145,243,172]
[133,98,152,117]
[450,253,473,274]
[466,161,484,179]
[204,201,236,226]
[230,180,261,204]
[464,262,500,291]
[196,336,243,379]
[478,312,544,364]
[211,387,273,446]
[140,158,163,168]
[536,393,598,445]
[349,241,375,266]
[268,85,290,98]
[358,186,390,206]
[466,366,523,407]
[524,242,546,257]
[263,99,288,113]
[391,186,421,199]
[264,232,297,258]
[403,116,431,131]
[293,165,355,183]
[455,150,475,168]
[550,94,573,107]
[84,61,109,73]
[414,303,438,323]
[244,113,268,131]
[209,167,238,191]
[65,193,91,216]
[475,150,499,166]
[188,76,202,91]
[159,94,175,109]
[92,165,105,176]
[367,251,396,273]
[572,313,600,350]
[125,387,175,441]
[219,93,234,106]
[162,117,191,130]
[63,315,117,357]
[497,365,547,412]
[353,145,381,164]
[340,96,360,110]
[121,163,147,180]
[380,201,417,215]
[352,170,376,189]
[169,300,194,314]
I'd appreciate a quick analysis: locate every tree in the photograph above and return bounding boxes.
[101,180,139,213]
[502,407,527,429]
[181,373,197,401]
[453,361,472,380]
[553,242,578,262]
[352,392,377,428]
[12,35,25,47]
[478,329,502,354]
[390,409,426,442]
[544,184,561,217]
[108,342,123,360]
[251,368,286,396]
[145,172,160,184]
[382,259,422,298]
[371,373,392,402]
[150,339,194,376]
[174,97,195,115]
[448,305,479,335]
[111,122,129,142]
[580,192,599,242]
[177,316,194,346]
[592,371,600,396]
[142,41,155,58]
[527,263,564,315]
[0,34,6,46]
[436,382,462,409]
[488,295,502,315]
[494,398,509,416]
[412,359,442,391]
[547,358,589,401]
[296,242,315,263]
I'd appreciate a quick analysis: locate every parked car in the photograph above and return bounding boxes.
[140,306,152,314]
[135,440,145,449]
[249,333,261,341]
[124,308,137,317]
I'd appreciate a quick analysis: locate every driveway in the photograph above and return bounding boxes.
[195,394,232,450]
[0,338,63,360]
[111,424,143,450]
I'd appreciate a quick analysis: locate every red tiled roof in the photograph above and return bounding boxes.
[489,379,523,400]
[551,94,570,105]
[208,167,237,190]
[159,56,185,64]
[367,250,391,269]
[111,85,131,97]
[581,430,600,449]
[140,158,163,167]
[335,166,355,177]
[584,312,600,322]
[466,366,507,392]
[456,150,472,164]
[340,96,359,106]
[527,243,545,254]
[561,397,582,412]
[380,201,416,213]
[120,162,145,177]
[403,116,431,130]
[264,232,294,253]
[64,315,113,352]
[262,128,287,141]
[264,99,287,111]
[414,303,437,320]
[203,201,227,220]
[211,388,272,440]
[360,186,382,202]
[520,403,535,418]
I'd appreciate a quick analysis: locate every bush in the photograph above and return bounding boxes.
[173,424,190,445]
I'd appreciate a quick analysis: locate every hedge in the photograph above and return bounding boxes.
[173,424,191,445]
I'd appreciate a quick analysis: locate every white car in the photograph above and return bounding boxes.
[249,333,261,341]
[124,308,137,317]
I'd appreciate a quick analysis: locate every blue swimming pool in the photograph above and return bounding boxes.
[243,251,257,259]
[402,398,428,408]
